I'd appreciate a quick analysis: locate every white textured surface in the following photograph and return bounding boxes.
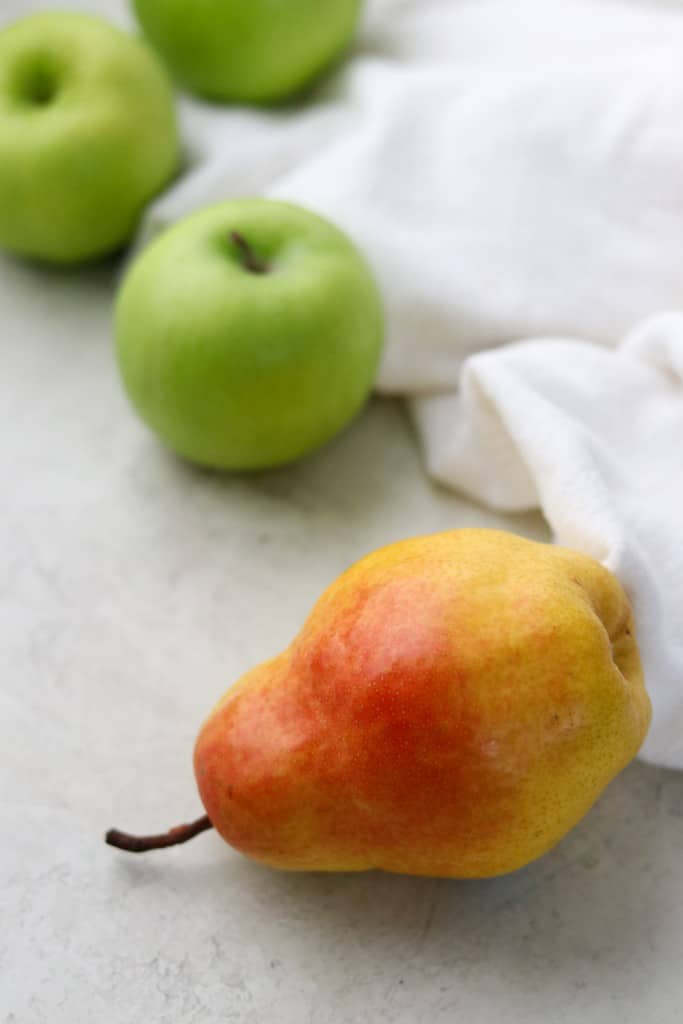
[2,1,683,1022]
[2,218,683,1024]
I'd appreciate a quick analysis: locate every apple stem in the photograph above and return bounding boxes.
[230,231,270,274]
[105,814,213,854]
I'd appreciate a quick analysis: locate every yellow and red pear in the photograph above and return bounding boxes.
[109,529,651,878]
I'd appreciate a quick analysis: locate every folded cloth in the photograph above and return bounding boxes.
[143,0,683,768]
[413,315,683,769]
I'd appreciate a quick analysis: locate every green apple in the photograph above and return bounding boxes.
[132,0,363,104]
[115,199,384,470]
[0,12,179,265]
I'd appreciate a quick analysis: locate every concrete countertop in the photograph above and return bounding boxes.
[2,2,683,1020]
[2,239,682,1024]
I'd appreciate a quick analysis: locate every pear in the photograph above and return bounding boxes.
[107,530,651,878]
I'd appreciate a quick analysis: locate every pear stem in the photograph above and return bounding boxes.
[105,814,213,854]
[230,230,269,274]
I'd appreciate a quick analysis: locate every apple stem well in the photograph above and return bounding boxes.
[230,231,270,275]
[105,814,213,854]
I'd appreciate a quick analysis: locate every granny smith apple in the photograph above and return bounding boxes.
[115,199,384,470]
[0,12,179,265]
[132,0,363,104]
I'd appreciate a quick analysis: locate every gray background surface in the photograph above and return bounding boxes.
[2,2,682,1022]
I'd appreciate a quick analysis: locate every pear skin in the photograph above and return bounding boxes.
[193,530,651,878]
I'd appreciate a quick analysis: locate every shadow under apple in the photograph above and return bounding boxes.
[146,395,549,554]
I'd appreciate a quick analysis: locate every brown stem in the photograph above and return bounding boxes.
[105,814,213,854]
[230,230,269,274]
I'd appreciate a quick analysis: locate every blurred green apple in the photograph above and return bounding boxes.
[132,0,363,104]
[115,199,384,470]
[0,12,179,265]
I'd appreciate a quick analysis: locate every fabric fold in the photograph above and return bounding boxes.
[411,318,683,768]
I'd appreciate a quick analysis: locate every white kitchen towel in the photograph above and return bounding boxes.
[413,317,683,769]
[142,0,683,768]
